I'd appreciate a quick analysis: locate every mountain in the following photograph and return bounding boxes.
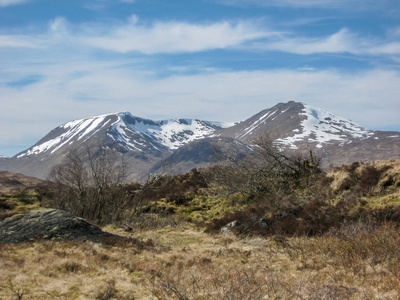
[218,101,372,145]
[1,101,399,180]
[217,101,399,167]
[0,112,231,180]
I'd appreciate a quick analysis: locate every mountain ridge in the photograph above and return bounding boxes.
[1,101,399,181]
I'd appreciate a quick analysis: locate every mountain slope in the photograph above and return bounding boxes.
[1,101,399,180]
[148,137,252,176]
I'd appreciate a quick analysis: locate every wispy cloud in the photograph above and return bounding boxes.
[2,16,399,59]
[82,17,269,54]
[252,28,400,57]
[0,16,271,54]
[0,0,32,7]
[218,0,391,9]
[0,35,40,48]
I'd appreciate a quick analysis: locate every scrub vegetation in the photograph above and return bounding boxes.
[1,143,400,299]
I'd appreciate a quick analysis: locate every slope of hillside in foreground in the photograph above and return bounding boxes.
[1,159,400,299]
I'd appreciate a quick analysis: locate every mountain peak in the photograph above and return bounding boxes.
[218,101,373,149]
[276,103,373,149]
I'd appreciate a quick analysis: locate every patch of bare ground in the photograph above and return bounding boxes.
[1,222,400,299]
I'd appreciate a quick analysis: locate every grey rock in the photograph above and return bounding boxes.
[0,208,116,243]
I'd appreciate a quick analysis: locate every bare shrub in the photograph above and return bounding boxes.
[357,165,381,194]
[1,278,28,300]
[46,146,134,225]
[288,222,400,277]
[95,280,118,300]
[209,134,322,205]
[145,263,299,299]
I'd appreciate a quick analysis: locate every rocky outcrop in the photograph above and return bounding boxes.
[0,208,116,243]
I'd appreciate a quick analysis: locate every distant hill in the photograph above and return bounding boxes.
[0,171,49,194]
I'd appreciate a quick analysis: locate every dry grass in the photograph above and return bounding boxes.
[1,222,400,299]
[2,160,400,299]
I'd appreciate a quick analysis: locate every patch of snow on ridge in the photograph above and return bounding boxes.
[277,103,373,149]
[18,115,109,157]
[155,119,216,149]
[110,113,220,150]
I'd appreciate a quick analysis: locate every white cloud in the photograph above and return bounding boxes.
[254,28,400,57]
[265,28,354,54]
[0,35,39,48]
[0,16,271,54]
[219,0,389,9]
[2,17,398,59]
[82,18,269,54]
[0,0,31,7]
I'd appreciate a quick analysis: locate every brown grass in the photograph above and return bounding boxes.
[1,160,400,299]
[1,222,400,299]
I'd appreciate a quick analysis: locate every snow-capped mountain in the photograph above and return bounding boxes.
[218,101,399,167]
[1,112,233,180]
[218,101,373,146]
[17,112,230,159]
[274,102,373,149]
[1,101,399,180]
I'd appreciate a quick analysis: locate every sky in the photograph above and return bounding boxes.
[1,0,399,157]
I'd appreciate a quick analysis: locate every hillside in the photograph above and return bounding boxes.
[0,171,48,194]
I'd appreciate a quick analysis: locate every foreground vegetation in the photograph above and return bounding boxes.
[1,142,400,298]
[1,221,400,299]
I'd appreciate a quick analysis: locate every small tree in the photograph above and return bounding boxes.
[47,146,133,225]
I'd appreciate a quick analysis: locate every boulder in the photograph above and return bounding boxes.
[0,208,116,243]
[221,220,241,237]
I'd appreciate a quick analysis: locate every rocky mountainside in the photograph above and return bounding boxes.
[1,101,399,180]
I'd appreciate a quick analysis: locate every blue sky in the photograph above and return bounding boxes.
[1,0,399,156]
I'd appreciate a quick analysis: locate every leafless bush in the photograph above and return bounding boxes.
[1,278,28,300]
[145,263,299,300]
[47,146,136,225]
[209,134,322,205]
[287,221,400,277]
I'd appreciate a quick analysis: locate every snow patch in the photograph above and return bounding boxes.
[108,113,224,151]
[18,115,109,157]
[276,103,373,149]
